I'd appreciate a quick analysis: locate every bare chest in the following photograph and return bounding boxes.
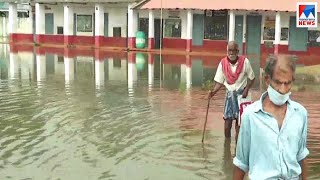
[265,107,287,129]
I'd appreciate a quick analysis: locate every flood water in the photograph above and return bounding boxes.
[0,44,319,180]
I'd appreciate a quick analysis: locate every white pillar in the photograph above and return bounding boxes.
[148,61,154,86]
[186,10,193,51]
[95,4,104,47]
[28,5,33,34]
[64,4,74,44]
[35,3,45,35]
[9,52,19,79]
[64,57,75,82]
[243,14,247,54]
[148,10,154,39]
[184,87,191,113]
[181,64,186,83]
[95,4,104,36]
[148,62,154,91]
[186,55,192,89]
[186,66,192,89]
[95,60,105,87]
[128,63,137,89]
[8,3,17,39]
[228,10,236,42]
[147,53,154,87]
[128,53,137,89]
[148,10,154,49]
[181,62,192,89]
[127,4,138,48]
[36,55,46,81]
[274,12,281,54]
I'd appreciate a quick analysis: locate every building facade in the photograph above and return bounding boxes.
[1,0,320,61]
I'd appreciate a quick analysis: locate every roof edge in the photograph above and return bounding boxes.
[132,0,150,9]
[138,7,294,12]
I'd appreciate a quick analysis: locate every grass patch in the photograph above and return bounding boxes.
[296,65,320,75]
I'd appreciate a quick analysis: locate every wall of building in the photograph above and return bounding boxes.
[0,16,32,37]
[6,4,320,58]
[8,3,128,47]
[50,5,64,35]
[138,9,320,68]
[138,9,320,50]
[46,5,93,36]
[108,7,127,38]
[17,17,33,34]
[138,9,189,50]
[43,4,128,37]
[139,9,320,57]
[75,7,95,36]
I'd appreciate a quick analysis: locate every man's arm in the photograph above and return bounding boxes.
[297,109,309,180]
[242,78,255,98]
[233,166,246,180]
[208,82,223,98]
[233,112,251,179]
[300,159,308,180]
[242,59,255,98]
[209,62,224,98]
[245,78,255,90]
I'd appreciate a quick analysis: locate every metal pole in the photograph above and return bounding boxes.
[160,0,163,87]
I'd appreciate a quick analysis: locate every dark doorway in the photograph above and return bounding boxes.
[154,19,163,49]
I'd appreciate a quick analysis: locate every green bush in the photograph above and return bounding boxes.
[202,80,214,91]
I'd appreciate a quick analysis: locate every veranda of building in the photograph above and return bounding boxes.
[1,0,320,62]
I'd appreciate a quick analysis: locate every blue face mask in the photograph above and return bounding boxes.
[267,85,291,106]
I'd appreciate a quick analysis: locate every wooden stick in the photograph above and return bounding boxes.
[202,96,211,143]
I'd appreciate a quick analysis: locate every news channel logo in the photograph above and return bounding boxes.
[296,2,318,28]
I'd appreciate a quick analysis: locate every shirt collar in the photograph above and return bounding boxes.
[253,91,293,113]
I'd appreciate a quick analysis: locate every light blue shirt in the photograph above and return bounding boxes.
[233,92,309,180]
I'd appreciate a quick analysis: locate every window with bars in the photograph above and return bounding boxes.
[164,19,181,38]
[204,10,228,40]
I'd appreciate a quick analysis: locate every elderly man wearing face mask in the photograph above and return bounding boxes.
[208,41,255,140]
[233,54,309,180]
